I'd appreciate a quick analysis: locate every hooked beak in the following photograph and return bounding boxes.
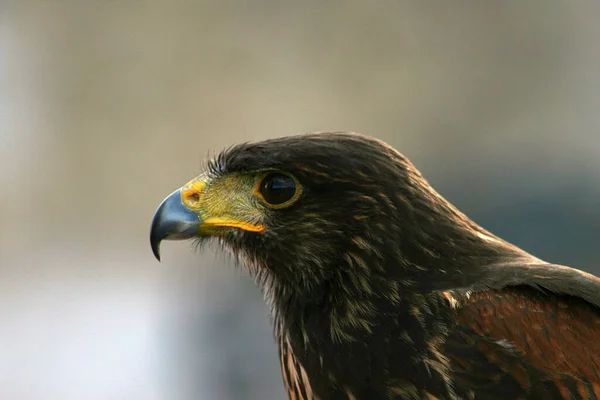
[150,174,267,261]
[149,189,201,261]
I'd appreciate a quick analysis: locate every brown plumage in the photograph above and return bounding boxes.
[150,132,600,399]
[443,263,600,399]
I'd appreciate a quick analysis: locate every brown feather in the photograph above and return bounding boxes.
[456,288,600,379]
[447,285,600,398]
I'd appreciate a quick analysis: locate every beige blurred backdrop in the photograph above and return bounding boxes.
[2,2,600,399]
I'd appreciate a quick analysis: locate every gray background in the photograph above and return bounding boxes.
[2,2,600,399]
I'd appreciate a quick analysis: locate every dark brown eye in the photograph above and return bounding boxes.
[259,173,297,206]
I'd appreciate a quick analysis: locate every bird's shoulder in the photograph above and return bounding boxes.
[441,262,600,399]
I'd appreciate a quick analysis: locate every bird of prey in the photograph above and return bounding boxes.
[150,132,600,399]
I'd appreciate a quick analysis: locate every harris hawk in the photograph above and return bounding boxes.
[150,132,600,399]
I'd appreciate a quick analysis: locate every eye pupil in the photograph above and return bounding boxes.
[260,173,297,205]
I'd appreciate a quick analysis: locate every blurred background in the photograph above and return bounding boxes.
[1,1,600,399]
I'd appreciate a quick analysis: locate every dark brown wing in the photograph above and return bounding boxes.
[444,263,600,399]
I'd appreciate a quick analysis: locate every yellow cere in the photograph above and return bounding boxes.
[181,176,209,209]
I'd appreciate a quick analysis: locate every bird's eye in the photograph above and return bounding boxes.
[257,173,300,208]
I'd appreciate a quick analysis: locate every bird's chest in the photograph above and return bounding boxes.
[278,334,370,400]
[277,328,413,399]
[272,290,457,399]
[276,321,458,400]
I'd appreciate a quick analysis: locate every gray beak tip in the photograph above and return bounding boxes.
[150,189,202,262]
[150,234,162,262]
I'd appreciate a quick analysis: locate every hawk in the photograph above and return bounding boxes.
[150,132,600,399]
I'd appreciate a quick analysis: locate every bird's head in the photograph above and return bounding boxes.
[150,132,512,300]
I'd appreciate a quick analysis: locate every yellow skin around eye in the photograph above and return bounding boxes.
[252,172,303,210]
